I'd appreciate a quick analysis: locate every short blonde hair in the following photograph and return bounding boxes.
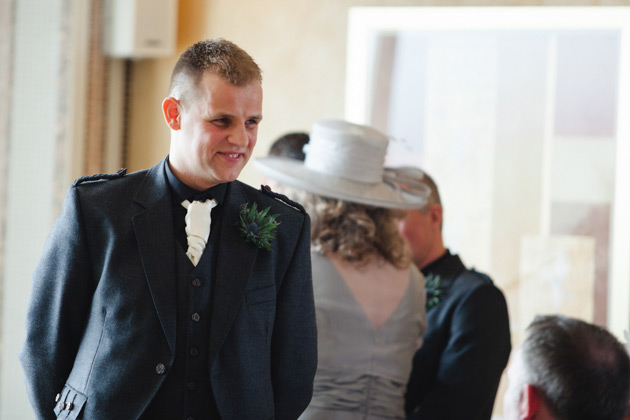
[168,38,262,101]
[302,193,410,269]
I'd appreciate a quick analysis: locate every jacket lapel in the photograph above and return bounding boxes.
[131,159,177,355]
[209,182,259,362]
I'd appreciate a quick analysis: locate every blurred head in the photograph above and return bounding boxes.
[396,169,445,269]
[263,132,309,193]
[268,132,309,161]
[162,38,263,190]
[302,193,410,269]
[503,315,630,420]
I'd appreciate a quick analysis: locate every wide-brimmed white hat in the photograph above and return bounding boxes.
[254,120,430,209]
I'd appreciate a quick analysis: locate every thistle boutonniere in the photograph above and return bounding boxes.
[425,273,447,310]
[236,202,280,251]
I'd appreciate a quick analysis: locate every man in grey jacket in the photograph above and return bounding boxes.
[20,38,317,420]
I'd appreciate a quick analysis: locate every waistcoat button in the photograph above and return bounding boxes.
[155,363,167,375]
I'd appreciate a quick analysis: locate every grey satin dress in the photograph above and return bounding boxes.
[300,252,427,420]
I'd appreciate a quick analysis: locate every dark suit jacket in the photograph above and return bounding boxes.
[405,251,511,420]
[19,159,317,420]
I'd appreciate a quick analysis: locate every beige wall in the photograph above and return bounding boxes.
[127,0,630,186]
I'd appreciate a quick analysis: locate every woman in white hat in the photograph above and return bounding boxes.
[255,120,428,420]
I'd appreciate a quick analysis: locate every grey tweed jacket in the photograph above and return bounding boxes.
[20,158,317,420]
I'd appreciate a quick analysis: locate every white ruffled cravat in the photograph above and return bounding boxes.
[181,198,218,266]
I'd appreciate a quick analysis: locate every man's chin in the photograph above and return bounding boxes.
[214,172,241,185]
[203,165,244,184]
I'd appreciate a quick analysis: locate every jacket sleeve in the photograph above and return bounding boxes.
[270,212,317,420]
[407,282,511,420]
[19,186,95,420]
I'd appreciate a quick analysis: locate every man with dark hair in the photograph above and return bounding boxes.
[268,132,309,161]
[503,315,630,420]
[399,168,511,420]
[260,131,309,193]
[20,38,317,420]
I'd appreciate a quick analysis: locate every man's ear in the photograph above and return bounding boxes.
[429,204,443,228]
[162,97,181,130]
[520,384,541,419]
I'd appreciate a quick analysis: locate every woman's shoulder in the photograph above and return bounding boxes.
[409,264,425,288]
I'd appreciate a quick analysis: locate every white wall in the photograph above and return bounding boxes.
[0,0,90,418]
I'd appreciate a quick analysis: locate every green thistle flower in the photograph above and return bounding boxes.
[236,202,280,251]
[425,273,446,310]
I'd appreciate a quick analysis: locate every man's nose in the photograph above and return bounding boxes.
[228,124,249,148]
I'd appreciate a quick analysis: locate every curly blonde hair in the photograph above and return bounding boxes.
[300,193,411,269]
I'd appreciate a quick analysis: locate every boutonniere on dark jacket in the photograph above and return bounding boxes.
[236,202,281,251]
[425,273,447,310]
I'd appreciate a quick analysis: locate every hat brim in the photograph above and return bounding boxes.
[254,157,428,209]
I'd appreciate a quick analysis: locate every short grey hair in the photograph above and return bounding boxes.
[394,167,441,210]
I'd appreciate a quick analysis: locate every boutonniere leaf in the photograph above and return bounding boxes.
[236,202,280,251]
[425,273,447,310]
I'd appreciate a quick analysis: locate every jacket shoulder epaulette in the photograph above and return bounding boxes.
[260,185,305,214]
[465,268,493,285]
[73,168,127,186]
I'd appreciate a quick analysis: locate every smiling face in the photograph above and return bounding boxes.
[164,71,263,190]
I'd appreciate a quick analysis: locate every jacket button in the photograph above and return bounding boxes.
[191,312,200,322]
[56,402,64,411]
[189,347,199,357]
[155,363,167,375]
[191,278,201,287]
[263,185,272,192]
[55,393,61,402]
[65,402,74,410]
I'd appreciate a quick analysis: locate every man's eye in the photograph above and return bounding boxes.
[212,118,230,126]
[246,119,260,127]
